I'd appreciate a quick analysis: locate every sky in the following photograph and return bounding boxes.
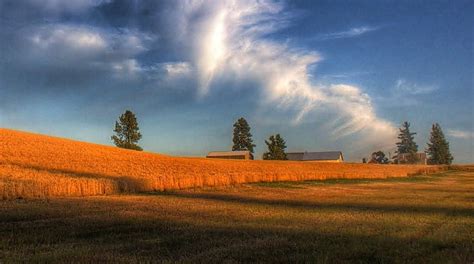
[0,0,473,162]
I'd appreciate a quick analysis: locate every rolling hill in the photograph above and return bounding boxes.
[0,128,445,199]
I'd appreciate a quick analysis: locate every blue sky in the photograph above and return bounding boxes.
[0,0,472,162]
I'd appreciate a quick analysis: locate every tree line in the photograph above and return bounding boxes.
[368,121,453,165]
[231,117,287,160]
[111,110,453,165]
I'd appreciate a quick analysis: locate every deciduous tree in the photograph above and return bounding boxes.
[370,151,389,164]
[263,134,287,160]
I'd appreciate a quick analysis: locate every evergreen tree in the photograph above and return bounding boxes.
[426,123,453,165]
[232,117,255,154]
[111,110,143,151]
[395,121,418,163]
[263,134,287,160]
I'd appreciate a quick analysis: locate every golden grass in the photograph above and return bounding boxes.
[0,128,446,199]
[449,164,474,172]
[1,170,472,262]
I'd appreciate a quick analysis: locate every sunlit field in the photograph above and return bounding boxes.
[0,129,445,199]
[1,0,472,262]
[1,169,472,262]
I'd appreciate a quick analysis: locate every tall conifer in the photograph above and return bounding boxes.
[232,117,256,155]
[395,121,418,163]
[426,123,453,165]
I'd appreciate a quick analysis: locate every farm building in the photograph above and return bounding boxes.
[287,151,344,162]
[396,152,428,165]
[206,151,253,160]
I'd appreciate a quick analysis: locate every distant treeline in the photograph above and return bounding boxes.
[111,110,453,165]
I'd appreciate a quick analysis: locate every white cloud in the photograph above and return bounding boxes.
[4,0,398,151]
[111,59,141,75]
[375,79,439,107]
[326,84,396,143]
[24,24,152,78]
[447,129,474,139]
[30,24,149,56]
[315,26,379,40]
[141,62,193,80]
[27,0,111,13]
[161,62,193,78]
[395,79,438,95]
[31,25,107,52]
[320,71,372,79]
[168,0,396,147]
[171,0,294,96]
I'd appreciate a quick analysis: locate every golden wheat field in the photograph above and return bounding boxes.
[1,170,473,262]
[0,128,446,199]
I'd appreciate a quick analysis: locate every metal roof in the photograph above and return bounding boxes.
[287,151,343,161]
[286,152,305,160]
[207,151,251,157]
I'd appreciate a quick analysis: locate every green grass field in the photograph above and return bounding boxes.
[1,170,473,263]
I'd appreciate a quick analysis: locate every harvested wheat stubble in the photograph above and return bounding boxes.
[0,128,447,199]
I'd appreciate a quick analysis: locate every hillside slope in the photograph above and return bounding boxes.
[0,128,445,199]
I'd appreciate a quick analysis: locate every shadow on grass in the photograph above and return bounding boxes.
[252,172,452,189]
[0,198,471,263]
[157,191,474,217]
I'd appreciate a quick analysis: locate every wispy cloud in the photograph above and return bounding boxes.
[170,1,396,148]
[447,129,474,139]
[394,79,438,95]
[320,71,372,79]
[30,0,111,10]
[375,79,439,107]
[0,0,398,153]
[314,26,380,41]
[21,23,154,80]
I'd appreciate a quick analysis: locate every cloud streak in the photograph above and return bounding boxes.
[171,1,396,148]
[314,26,380,41]
[0,0,398,155]
[447,129,474,139]
[394,79,438,95]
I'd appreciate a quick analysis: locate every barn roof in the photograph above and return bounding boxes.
[286,152,305,160]
[287,151,343,161]
[397,152,426,158]
[207,151,251,157]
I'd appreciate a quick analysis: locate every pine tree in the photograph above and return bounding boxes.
[426,123,453,165]
[232,117,255,154]
[395,121,418,163]
[111,110,143,151]
[263,134,287,160]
